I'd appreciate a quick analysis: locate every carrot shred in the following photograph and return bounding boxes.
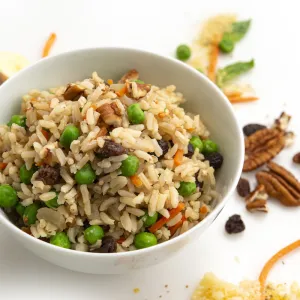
[107,79,113,85]
[228,96,259,103]
[207,43,219,82]
[149,203,185,233]
[158,112,166,118]
[186,128,194,133]
[97,127,108,137]
[169,216,186,236]
[0,162,7,170]
[174,149,184,166]
[200,205,208,214]
[41,129,50,141]
[224,91,242,98]
[117,237,126,244]
[130,175,143,188]
[259,240,300,299]
[42,33,57,58]
[116,86,127,97]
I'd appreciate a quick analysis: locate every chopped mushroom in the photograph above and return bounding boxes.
[118,69,139,83]
[37,207,66,231]
[63,84,85,100]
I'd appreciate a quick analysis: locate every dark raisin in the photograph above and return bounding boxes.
[205,152,223,169]
[293,152,300,164]
[225,214,245,234]
[96,140,128,158]
[185,143,194,158]
[3,208,24,228]
[90,236,116,253]
[83,219,90,230]
[157,139,170,156]
[236,178,250,197]
[194,171,203,190]
[243,124,266,136]
[36,165,61,185]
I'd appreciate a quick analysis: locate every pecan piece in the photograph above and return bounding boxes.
[245,184,268,213]
[243,128,285,172]
[273,112,291,131]
[0,72,8,85]
[118,69,139,83]
[97,103,122,127]
[284,131,295,147]
[293,152,300,164]
[63,84,85,100]
[126,81,151,100]
[256,162,300,206]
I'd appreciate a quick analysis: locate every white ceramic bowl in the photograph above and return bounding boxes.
[0,47,244,274]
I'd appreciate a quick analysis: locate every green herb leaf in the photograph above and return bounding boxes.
[216,59,255,87]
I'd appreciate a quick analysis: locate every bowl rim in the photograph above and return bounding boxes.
[0,46,244,257]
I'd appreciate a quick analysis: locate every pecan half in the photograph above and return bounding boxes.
[126,81,151,100]
[256,162,300,206]
[97,103,122,127]
[118,69,139,83]
[293,152,300,164]
[0,72,8,85]
[284,131,295,147]
[243,128,285,172]
[245,184,268,213]
[63,84,85,100]
[273,112,291,131]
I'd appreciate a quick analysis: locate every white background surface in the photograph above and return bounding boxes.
[0,0,300,299]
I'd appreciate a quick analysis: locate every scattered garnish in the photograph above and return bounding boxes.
[236,177,250,197]
[133,288,140,294]
[176,44,191,61]
[293,152,300,164]
[225,214,245,234]
[207,43,219,82]
[42,32,57,58]
[227,96,258,104]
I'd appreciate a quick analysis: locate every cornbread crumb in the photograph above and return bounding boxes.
[133,288,140,294]
[192,273,300,300]
[186,285,189,288]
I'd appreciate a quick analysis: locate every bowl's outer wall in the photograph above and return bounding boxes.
[0,48,243,274]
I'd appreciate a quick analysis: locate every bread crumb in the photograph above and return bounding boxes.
[164,284,168,288]
[133,288,140,294]
[185,285,189,288]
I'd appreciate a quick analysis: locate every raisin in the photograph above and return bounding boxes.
[194,171,203,190]
[96,140,128,158]
[243,124,266,136]
[225,214,245,234]
[90,236,117,253]
[3,208,24,228]
[236,178,250,197]
[205,152,223,169]
[293,152,300,164]
[157,139,170,156]
[185,143,194,158]
[36,165,61,185]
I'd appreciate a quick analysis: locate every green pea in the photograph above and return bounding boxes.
[141,212,158,227]
[60,125,80,148]
[75,163,96,184]
[134,232,157,249]
[50,232,71,249]
[84,225,104,244]
[45,191,59,208]
[219,38,235,53]
[127,103,145,124]
[203,139,218,154]
[177,181,196,197]
[7,115,26,127]
[120,155,139,177]
[0,184,18,208]
[176,44,191,61]
[189,136,204,152]
[23,202,40,225]
[16,203,25,216]
[20,164,37,184]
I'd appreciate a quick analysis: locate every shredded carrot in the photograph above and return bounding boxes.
[117,237,126,244]
[130,175,143,188]
[174,149,184,166]
[169,216,186,236]
[97,127,108,137]
[207,43,219,82]
[259,240,300,300]
[228,96,259,103]
[224,91,242,98]
[200,205,208,214]
[158,112,166,118]
[149,203,185,233]
[107,79,113,85]
[91,104,98,110]
[41,129,50,141]
[116,86,127,97]
[42,33,57,58]
[0,162,7,170]
[187,128,194,133]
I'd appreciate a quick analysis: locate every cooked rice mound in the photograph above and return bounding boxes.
[0,70,220,252]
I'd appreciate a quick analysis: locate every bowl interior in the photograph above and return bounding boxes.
[0,47,243,239]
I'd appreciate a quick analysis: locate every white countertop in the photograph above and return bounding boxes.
[0,1,300,299]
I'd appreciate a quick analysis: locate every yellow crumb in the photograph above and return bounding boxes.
[133,288,140,294]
